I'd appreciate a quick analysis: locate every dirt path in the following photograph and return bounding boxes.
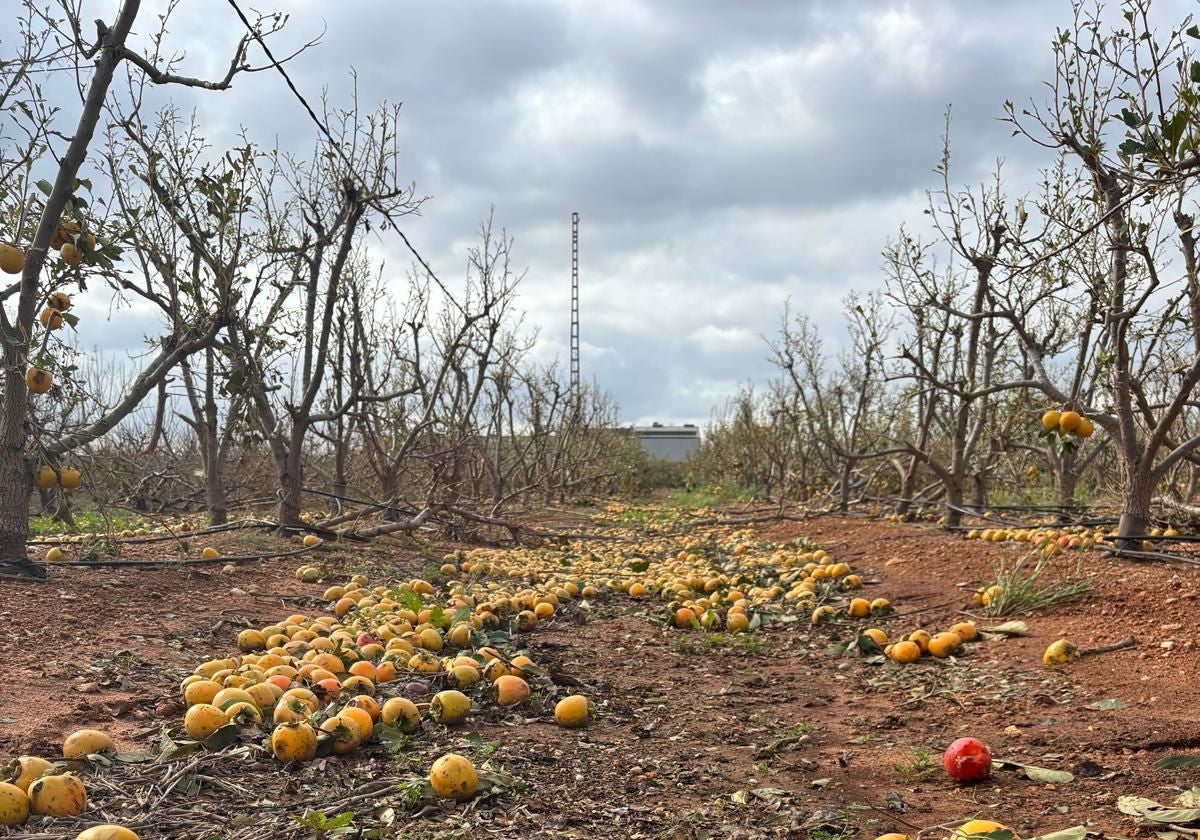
[1,513,1196,838]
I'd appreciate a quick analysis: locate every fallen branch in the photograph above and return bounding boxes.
[1080,636,1136,657]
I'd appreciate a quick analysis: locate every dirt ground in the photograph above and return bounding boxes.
[2,511,1198,839]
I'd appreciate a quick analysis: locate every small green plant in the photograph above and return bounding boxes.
[726,632,764,655]
[983,551,1092,616]
[673,634,716,655]
[295,810,355,838]
[28,511,143,537]
[893,746,937,781]
[757,722,813,757]
[463,731,502,764]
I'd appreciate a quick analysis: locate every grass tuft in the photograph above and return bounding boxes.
[983,552,1092,616]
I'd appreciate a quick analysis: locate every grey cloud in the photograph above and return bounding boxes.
[10,0,1196,425]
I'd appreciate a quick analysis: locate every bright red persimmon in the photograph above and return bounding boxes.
[943,737,992,783]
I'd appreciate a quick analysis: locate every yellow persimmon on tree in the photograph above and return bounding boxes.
[0,1,292,577]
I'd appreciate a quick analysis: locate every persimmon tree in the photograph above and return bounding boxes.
[1003,0,1200,542]
[770,293,892,511]
[0,0,287,576]
[106,109,264,526]
[227,100,424,530]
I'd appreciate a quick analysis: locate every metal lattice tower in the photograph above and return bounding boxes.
[570,211,580,403]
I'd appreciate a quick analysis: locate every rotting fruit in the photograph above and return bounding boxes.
[270,722,318,763]
[0,781,29,826]
[3,756,55,793]
[28,773,87,817]
[75,826,141,840]
[1042,638,1080,666]
[942,737,992,784]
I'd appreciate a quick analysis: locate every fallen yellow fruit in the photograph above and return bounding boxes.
[1042,638,1080,666]
[0,781,29,826]
[75,826,141,840]
[554,694,593,728]
[429,753,478,801]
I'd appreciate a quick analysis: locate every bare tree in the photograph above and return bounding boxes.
[229,100,424,529]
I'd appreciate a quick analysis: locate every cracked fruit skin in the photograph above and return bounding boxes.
[942,737,991,783]
[429,753,478,801]
[5,756,55,793]
[1042,638,1080,666]
[381,697,421,733]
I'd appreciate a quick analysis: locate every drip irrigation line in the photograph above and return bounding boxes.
[43,542,321,569]
[1096,543,1200,566]
[29,518,279,546]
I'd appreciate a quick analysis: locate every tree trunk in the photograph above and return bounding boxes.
[331,431,347,517]
[944,480,963,528]
[0,430,40,575]
[971,471,988,512]
[1055,468,1078,525]
[381,471,401,522]
[838,460,852,512]
[205,428,228,526]
[276,433,305,529]
[896,458,918,517]
[1116,459,1153,548]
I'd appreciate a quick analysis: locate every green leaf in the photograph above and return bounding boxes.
[1026,827,1086,840]
[1119,138,1147,157]
[1117,794,1200,823]
[393,588,423,613]
[1086,698,1127,710]
[35,179,52,196]
[326,812,354,829]
[1164,109,1190,153]
[1120,107,1142,128]
[1155,755,1200,770]
[202,724,240,751]
[1187,24,1200,38]
[1019,763,1074,784]
[854,633,883,655]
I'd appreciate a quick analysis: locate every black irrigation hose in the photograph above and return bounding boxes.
[856,493,1147,532]
[29,518,280,546]
[1096,542,1200,565]
[46,542,322,569]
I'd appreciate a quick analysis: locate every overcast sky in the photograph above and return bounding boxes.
[13,0,1197,425]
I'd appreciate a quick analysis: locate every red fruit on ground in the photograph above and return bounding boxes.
[942,737,992,783]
